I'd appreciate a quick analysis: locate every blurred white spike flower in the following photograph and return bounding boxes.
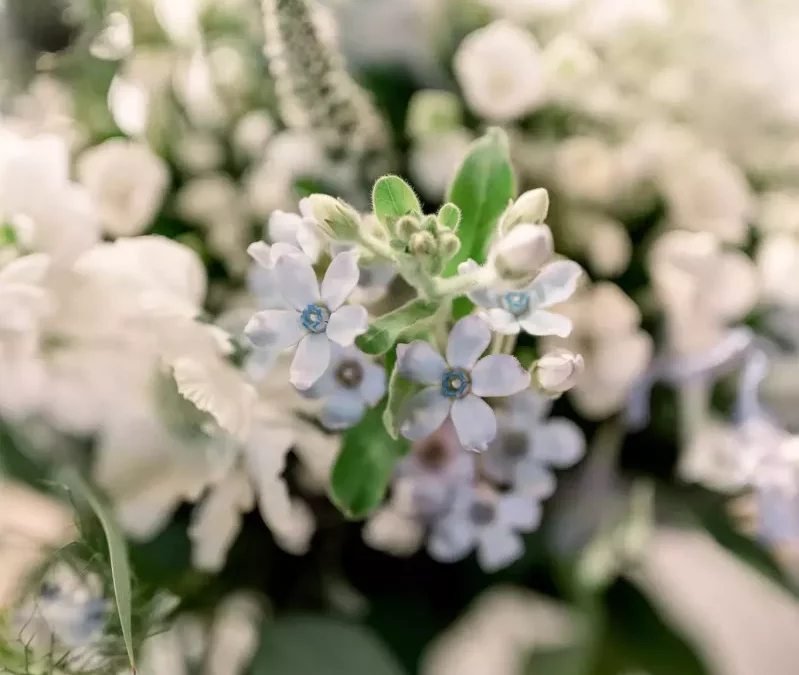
[757,233,799,308]
[244,249,368,390]
[0,253,53,336]
[0,132,99,263]
[757,190,799,234]
[483,390,585,494]
[301,344,386,430]
[460,257,582,337]
[409,129,474,201]
[649,230,758,355]
[554,136,622,204]
[544,282,652,419]
[453,21,546,123]
[397,316,531,450]
[428,483,541,571]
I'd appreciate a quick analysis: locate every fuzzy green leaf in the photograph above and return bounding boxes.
[443,128,516,276]
[331,402,410,519]
[60,468,136,672]
[372,175,422,228]
[356,299,439,355]
[437,203,461,230]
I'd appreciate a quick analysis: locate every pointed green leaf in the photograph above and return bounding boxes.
[356,299,439,355]
[372,175,422,228]
[60,468,136,672]
[443,128,516,276]
[437,203,461,230]
[331,402,410,519]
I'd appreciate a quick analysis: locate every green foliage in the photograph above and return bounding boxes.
[437,203,461,230]
[356,298,439,355]
[60,468,136,673]
[382,363,420,440]
[372,175,422,230]
[251,615,407,675]
[443,128,516,276]
[330,402,410,520]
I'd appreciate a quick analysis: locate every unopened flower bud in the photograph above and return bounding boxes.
[534,349,584,395]
[394,214,421,241]
[410,231,437,257]
[493,223,554,280]
[500,188,549,233]
[303,194,361,241]
[439,232,461,261]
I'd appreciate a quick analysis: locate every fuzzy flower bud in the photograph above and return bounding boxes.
[493,223,554,280]
[304,194,361,241]
[439,232,461,261]
[500,188,550,233]
[534,349,584,396]
[410,231,437,257]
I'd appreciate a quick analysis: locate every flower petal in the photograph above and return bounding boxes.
[326,304,368,346]
[531,260,583,308]
[459,259,494,308]
[268,209,304,245]
[247,241,273,269]
[399,386,452,441]
[519,310,572,337]
[321,248,360,310]
[498,494,542,531]
[451,394,497,451]
[428,517,477,563]
[290,333,331,390]
[244,309,304,350]
[534,419,586,468]
[512,461,557,498]
[476,527,524,572]
[446,315,491,370]
[471,355,531,397]
[320,391,367,430]
[480,308,520,335]
[275,254,320,310]
[359,361,387,406]
[397,341,447,385]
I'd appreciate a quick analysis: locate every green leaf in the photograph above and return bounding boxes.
[356,299,439,356]
[383,364,420,440]
[372,175,422,228]
[331,402,410,519]
[437,203,461,230]
[443,127,516,276]
[60,468,136,672]
[251,615,407,675]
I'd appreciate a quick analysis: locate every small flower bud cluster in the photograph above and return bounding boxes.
[386,206,462,276]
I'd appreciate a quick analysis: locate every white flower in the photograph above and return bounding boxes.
[244,249,368,390]
[757,233,799,307]
[428,484,541,571]
[77,138,169,237]
[482,391,585,493]
[534,348,584,395]
[301,344,386,430]
[453,21,545,123]
[0,253,53,336]
[554,136,621,204]
[409,130,474,201]
[461,258,582,337]
[396,316,531,450]
[491,224,554,280]
[264,198,325,263]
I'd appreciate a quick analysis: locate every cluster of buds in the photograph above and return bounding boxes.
[387,205,462,276]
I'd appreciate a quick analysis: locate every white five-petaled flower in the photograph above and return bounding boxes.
[397,316,531,451]
[460,259,582,337]
[302,344,386,430]
[265,198,325,263]
[428,484,541,571]
[244,249,368,390]
[482,391,585,494]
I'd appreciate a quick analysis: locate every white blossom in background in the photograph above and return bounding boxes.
[397,316,531,451]
[77,138,170,237]
[409,130,474,201]
[244,249,368,390]
[453,21,546,123]
[553,136,623,204]
[427,483,541,571]
[757,233,799,308]
[544,282,652,419]
[460,256,582,337]
[301,344,386,430]
[482,390,585,494]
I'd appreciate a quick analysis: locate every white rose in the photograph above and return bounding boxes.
[78,138,169,237]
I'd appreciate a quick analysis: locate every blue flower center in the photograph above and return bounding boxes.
[501,291,530,316]
[301,303,330,333]
[441,368,471,399]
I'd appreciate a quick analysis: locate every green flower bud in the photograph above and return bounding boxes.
[438,232,461,261]
[305,194,361,241]
[395,214,421,241]
[499,188,550,233]
[410,230,437,257]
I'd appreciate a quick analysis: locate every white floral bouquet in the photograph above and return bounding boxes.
[2,0,799,674]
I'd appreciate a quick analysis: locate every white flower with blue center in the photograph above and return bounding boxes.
[302,344,387,430]
[459,258,582,337]
[482,390,585,494]
[397,316,531,451]
[244,249,368,390]
[428,484,541,571]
